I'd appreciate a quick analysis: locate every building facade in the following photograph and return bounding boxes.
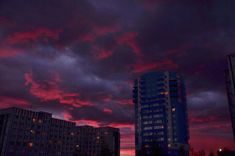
[0,107,120,156]
[134,72,189,156]
[74,126,120,156]
[226,54,235,139]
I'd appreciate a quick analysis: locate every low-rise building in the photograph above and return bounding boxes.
[0,107,120,156]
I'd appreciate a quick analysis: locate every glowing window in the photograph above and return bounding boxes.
[28,142,33,148]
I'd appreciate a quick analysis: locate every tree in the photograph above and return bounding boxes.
[179,145,186,156]
[198,150,206,156]
[208,152,214,156]
[151,144,163,156]
[139,145,148,156]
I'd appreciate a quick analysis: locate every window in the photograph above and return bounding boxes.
[143,127,152,130]
[154,125,164,129]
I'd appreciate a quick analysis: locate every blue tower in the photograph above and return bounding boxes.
[134,72,189,156]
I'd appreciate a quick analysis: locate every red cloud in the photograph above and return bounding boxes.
[75,119,101,127]
[96,50,113,60]
[108,123,134,130]
[93,46,114,60]
[0,16,7,24]
[80,33,96,42]
[24,72,92,108]
[79,24,120,43]
[63,113,102,127]
[0,96,30,109]
[0,48,22,58]
[63,111,134,129]
[103,108,113,114]
[132,59,179,73]
[139,0,163,11]
[63,111,73,120]
[189,115,224,125]
[116,99,133,106]
[117,32,142,57]
[121,149,135,156]
[7,28,62,45]
[93,24,120,36]
[100,95,133,106]
[102,95,113,102]
[0,16,12,26]
[189,113,232,134]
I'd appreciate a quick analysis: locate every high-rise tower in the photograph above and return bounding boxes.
[134,72,189,156]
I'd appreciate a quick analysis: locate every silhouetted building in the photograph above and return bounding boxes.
[74,126,120,156]
[226,54,235,139]
[134,72,189,156]
[0,107,120,156]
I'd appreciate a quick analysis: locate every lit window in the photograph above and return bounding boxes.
[28,142,33,148]
[30,130,35,134]
[172,108,176,112]
[144,145,149,148]
[160,92,168,95]
[32,118,36,123]
[144,127,152,130]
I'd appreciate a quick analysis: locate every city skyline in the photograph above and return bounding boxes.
[1,0,235,156]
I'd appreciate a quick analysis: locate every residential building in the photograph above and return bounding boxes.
[134,71,189,156]
[0,107,120,156]
[74,126,120,156]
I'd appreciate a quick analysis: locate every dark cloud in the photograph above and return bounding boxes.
[1,0,235,155]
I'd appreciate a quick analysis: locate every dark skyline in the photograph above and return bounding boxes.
[0,0,235,155]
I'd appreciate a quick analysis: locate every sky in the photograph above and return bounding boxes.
[0,0,235,155]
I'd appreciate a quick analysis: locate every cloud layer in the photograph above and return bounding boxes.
[1,0,235,155]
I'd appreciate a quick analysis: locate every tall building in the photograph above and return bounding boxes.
[226,54,235,139]
[134,71,189,156]
[0,107,120,156]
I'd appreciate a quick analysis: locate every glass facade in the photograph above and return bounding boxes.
[134,72,189,156]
